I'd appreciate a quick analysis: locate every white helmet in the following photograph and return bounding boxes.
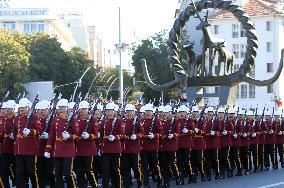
[256,110,263,116]
[192,106,199,112]
[218,107,225,113]
[114,104,119,112]
[163,105,172,113]
[19,98,32,108]
[36,100,50,110]
[157,105,164,112]
[238,110,245,115]
[68,102,76,109]
[125,104,136,111]
[78,100,89,109]
[96,103,103,111]
[144,103,153,111]
[1,102,7,109]
[5,100,16,109]
[264,110,272,116]
[56,99,69,109]
[177,105,189,113]
[106,103,115,110]
[246,110,254,116]
[274,111,280,116]
[140,106,145,113]
[206,106,214,113]
[228,108,235,114]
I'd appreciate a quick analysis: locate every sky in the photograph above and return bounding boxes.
[8,0,180,47]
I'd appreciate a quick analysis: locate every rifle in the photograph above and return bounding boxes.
[132,112,139,135]
[109,117,118,135]
[44,93,62,132]
[149,107,158,134]
[222,107,229,131]
[269,107,275,131]
[168,111,177,137]
[279,109,284,134]
[15,93,21,104]
[211,107,218,132]
[233,107,240,134]
[0,91,10,109]
[196,104,207,130]
[64,94,81,132]
[83,98,99,132]
[242,110,247,134]
[24,93,40,129]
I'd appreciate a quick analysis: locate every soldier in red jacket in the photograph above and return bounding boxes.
[99,102,124,188]
[74,100,98,188]
[36,100,55,188]
[274,111,283,169]
[218,107,234,178]
[121,104,144,188]
[14,98,42,188]
[190,106,207,182]
[204,107,221,181]
[140,103,163,188]
[176,105,194,184]
[0,100,16,187]
[240,110,252,175]
[44,98,78,188]
[230,108,243,176]
[264,110,277,170]
[257,110,266,171]
[159,105,182,187]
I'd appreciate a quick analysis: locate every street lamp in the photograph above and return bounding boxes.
[85,69,104,99]
[72,67,91,102]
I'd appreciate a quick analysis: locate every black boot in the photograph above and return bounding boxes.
[188,175,194,184]
[157,181,163,188]
[163,181,170,188]
[175,177,182,185]
[206,173,211,181]
[253,167,259,173]
[219,171,225,179]
[201,174,207,182]
[273,164,278,170]
[235,171,242,176]
[281,163,284,168]
[245,170,251,175]
[215,173,220,180]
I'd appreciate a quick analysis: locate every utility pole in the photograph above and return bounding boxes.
[118,7,124,105]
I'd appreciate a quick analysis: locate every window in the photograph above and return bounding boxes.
[240,25,245,37]
[232,24,239,38]
[241,84,247,98]
[214,25,219,34]
[266,21,272,31]
[232,44,239,58]
[3,22,15,31]
[249,65,255,78]
[267,63,273,72]
[266,42,272,52]
[240,44,246,58]
[267,85,273,93]
[236,85,239,98]
[215,87,219,94]
[23,22,45,33]
[249,84,255,98]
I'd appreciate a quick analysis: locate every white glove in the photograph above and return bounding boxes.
[222,130,227,136]
[41,132,49,140]
[233,133,238,139]
[194,128,200,134]
[252,133,257,138]
[97,132,101,138]
[148,133,155,139]
[81,132,89,140]
[9,133,14,140]
[242,133,247,138]
[22,128,30,136]
[62,131,70,140]
[210,131,215,136]
[130,134,137,140]
[182,128,189,134]
[168,134,174,139]
[44,152,50,158]
[278,131,283,136]
[269,130,274,135]
[98,149,102,156]
[108,135,115,142]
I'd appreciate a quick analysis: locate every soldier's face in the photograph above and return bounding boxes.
[192,112,199,120]
[38,109,49,119]
[125,110,134,119]
[218,112,224,120]
[275,116,280,122]
[158,112,164,118]
[79,108,89,117]
[6,108,15,117]
[179,111,187,118]
[58,106,68,119]
[165,112,172,119]
[1,108,7,116]
[256,115,261,121]
[228,114,235,120]
[106,109,115,117]
[19,107,29,116]
[247,115,253,121]
[94,109,102,119]
[238,114,244,120]
[265,115,271,121]
[145,110,153,119]
[206,112,213,120]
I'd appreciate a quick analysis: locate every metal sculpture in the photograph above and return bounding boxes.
[141,0,283,91]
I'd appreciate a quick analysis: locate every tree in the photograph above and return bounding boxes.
[0,29,30,97]
[131,30,175,102]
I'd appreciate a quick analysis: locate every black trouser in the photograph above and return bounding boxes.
[159,151,180,183]
[54,157,76,188]
[74,156,98,188]
[191,150,205,177]
[101,153,121,188]
[219,147,231,173]
[93,155,102,182]
[140,151,162,186]
[229,146,242,172]
[177,148,193,179]
[37,156,55,188]
[249,144,258,170]
[16,155,39,188]
[121,153,142,188]
[275,144,283,166]
[240,146,250,171]
[258,144,265,168]
[264,144,275,168]
[1,153,16,187]
[204,149,220,177]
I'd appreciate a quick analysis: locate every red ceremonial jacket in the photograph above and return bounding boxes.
[265,121,276,144]
[178,118,194,149]
[160,118,180,152]
[250,121,261,145]
[220,119,234,147]
[1,116,15,153]
[141,118,162,151]
[191,119,206,151]
[204,119,221,150]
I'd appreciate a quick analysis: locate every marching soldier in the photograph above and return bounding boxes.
[257,110,266,171]
[44,98,78,187]
[99,102,124,188]
[274,111,284,169]
[190,106,207,182]
[74,100,98,188]
[240,110,252,175]
[218,107,234,178]
[14,98,41,188]
[264,110,276,170]
[159,105,182,187]
[230,108,242,176]
[36,100,55,188]
[177,105,194,184]
[0,100,16,187]
[204,107,221,181]
[140,103,163,188]
[121,104,144,188]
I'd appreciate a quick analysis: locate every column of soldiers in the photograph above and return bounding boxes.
[0,95,284,188]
